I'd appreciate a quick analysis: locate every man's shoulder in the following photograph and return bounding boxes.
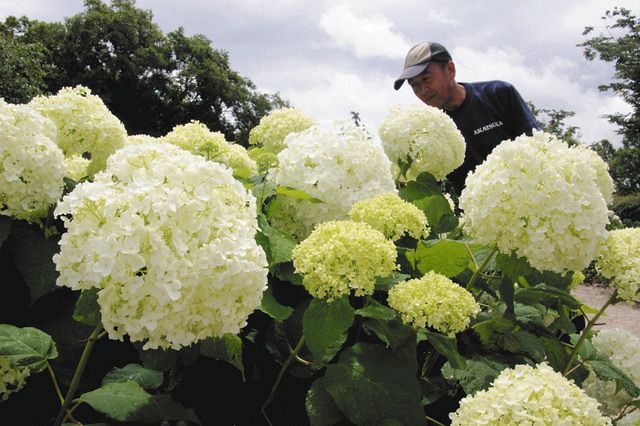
[465,80,515,93]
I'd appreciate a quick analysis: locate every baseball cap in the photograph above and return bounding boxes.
[394,42,452,90]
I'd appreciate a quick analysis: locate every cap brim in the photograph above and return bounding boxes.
[393,62,430,90]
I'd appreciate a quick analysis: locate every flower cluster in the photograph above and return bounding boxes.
[349,192,429,241]
[387,271,479,335]
[248,147,279,174]
[292,220,397,300]
[596,228,640,302]
[126,134,164,146]
[248,107,315,154]
[268,123,396,239]
[64,154,91,181]
[53,143,268,349]
[0,100,65,221]
[378,104,465,181]
[459,131,610,273]
[0,356,30,402]
[29,85,126,176]
[583,328,640,416]
[164,121,257,179]
[450,362,611,425]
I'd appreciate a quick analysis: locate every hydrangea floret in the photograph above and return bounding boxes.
[292,220,397,300]
[248,107,315,154]
[29,85,126,176]
[53,143,268,350]
[268,123,396,240]
[583,328,640,416]
[64,154,90,182]
[596,228,640,302]
[387,271,479,335]
[349,192,429,241]
[0,356,30,402]
[378,104,465,182]
[459,131,610,273]
[164,120,257,179]
[450,362,611,425]
[0,100,65,221]
[247,147,279,174]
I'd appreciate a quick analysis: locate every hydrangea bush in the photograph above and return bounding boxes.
[0,100,65,221]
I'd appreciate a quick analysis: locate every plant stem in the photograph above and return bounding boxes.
[261,335,306,423]
[47,362,81,424]
[466,246,498,290]
[53,323,104,426]
[562,290,617,376]
[425,414,446,426]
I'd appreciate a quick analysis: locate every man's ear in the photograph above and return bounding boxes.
[446,61,456,80]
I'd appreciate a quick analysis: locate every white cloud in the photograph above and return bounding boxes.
[319,4,410,59]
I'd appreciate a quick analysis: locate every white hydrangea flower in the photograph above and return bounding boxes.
[53,143,268,350]
[617,410,640,426]
[126,134,164,146]
[267,122,396,240]
[459,131,610,273]
[0,100,65,221]
[0,356,30,402]
[248,107,315,154]
[378,104,465,182]
[596,228,640,302]
[583,328,640,416]
[64,154,90,181]
[29,85,126,176]
[164,121,257,179]
[450,362,611,425]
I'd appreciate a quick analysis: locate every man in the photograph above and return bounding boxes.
[394,42,539,195]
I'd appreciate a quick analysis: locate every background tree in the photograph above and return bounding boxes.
[0,0,287,144]
[580,7,640,194]
[528,102,581,146]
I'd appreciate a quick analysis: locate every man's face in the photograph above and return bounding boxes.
[408,62,454,110]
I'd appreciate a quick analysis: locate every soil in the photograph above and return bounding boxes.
[572,283,640,337]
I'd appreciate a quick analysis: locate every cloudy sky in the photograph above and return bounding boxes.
[1,0,637,146]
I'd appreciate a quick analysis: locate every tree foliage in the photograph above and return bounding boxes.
[580,7,640,194]
[528,102,581,146]
[0,0,287,144]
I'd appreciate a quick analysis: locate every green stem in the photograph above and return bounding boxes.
[47,361,81,424]
[425,414,446,426]
[562,290,617,376]
[53,323,104,426]
[261,335,306,423]
[466,246,498,290]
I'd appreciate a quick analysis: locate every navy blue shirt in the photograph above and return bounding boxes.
[446,80,539,195]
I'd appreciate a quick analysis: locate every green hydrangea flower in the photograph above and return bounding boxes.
[349,192,429,241]
[249,107,315,154]
[387,271,479,335]
[292,220,397,300]
[596,228,640,302]
[0,357,30,402]
[247,146,279,174]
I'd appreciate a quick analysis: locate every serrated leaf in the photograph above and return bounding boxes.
[0,324,57,373]
[361,318,414,352]
[0,216,11,247]
[200,334,244,380]
[589,360,640,398]
[102,364,164,391]
[398,172,440,200]
[257,213,297,265]
[541,337,570,371]
[514,284,582,309]
[78,382,152,422]
[496,252,534,281]
[422,330,466,370]
[303,297,354,363]
[306,377,345,426]
[355,300,397,321]
[414,239,472,278]
[259,287,294,321]
[441,356,509,395]
[73,288,101,326]
[512,330,546,362]
[275,186,324,203]
[411,195,452,234]
[137,346,178,372]
[323,343,424,425]
[6,224,60,305]
[374,271,410,292]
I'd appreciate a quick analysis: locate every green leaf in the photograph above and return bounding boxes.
[512,330,546,362]
[133,394,201,424]
[137,346,178,372]
[374,271,410,292]
[102,364,164,391]
[303,297,355,363]
[6,224,60,305]
[273,262,304,286]
[473,317,517,347]
[257,213,297,265]
[398,172,440,200]
[441,356,509,395]
[414,239,472,278]
[514,284,582,309]
[259,287,294,321]
[73,288,101,326]
[541,337,570,371]
[412,195,452,234]
[362,318,414,352]
[323,343,424,425]
[275,185,324,203]
[422,330,466,370]
[306,377,345,426]
[589,360,640,398]
[496,252,534,281]
[0,216,11,247]
[0,324,57,373]
[200,334,244,380]
[78,381,152,422]
[355,300,397,321]
[419,375,453,405]
[499,277,515,320]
